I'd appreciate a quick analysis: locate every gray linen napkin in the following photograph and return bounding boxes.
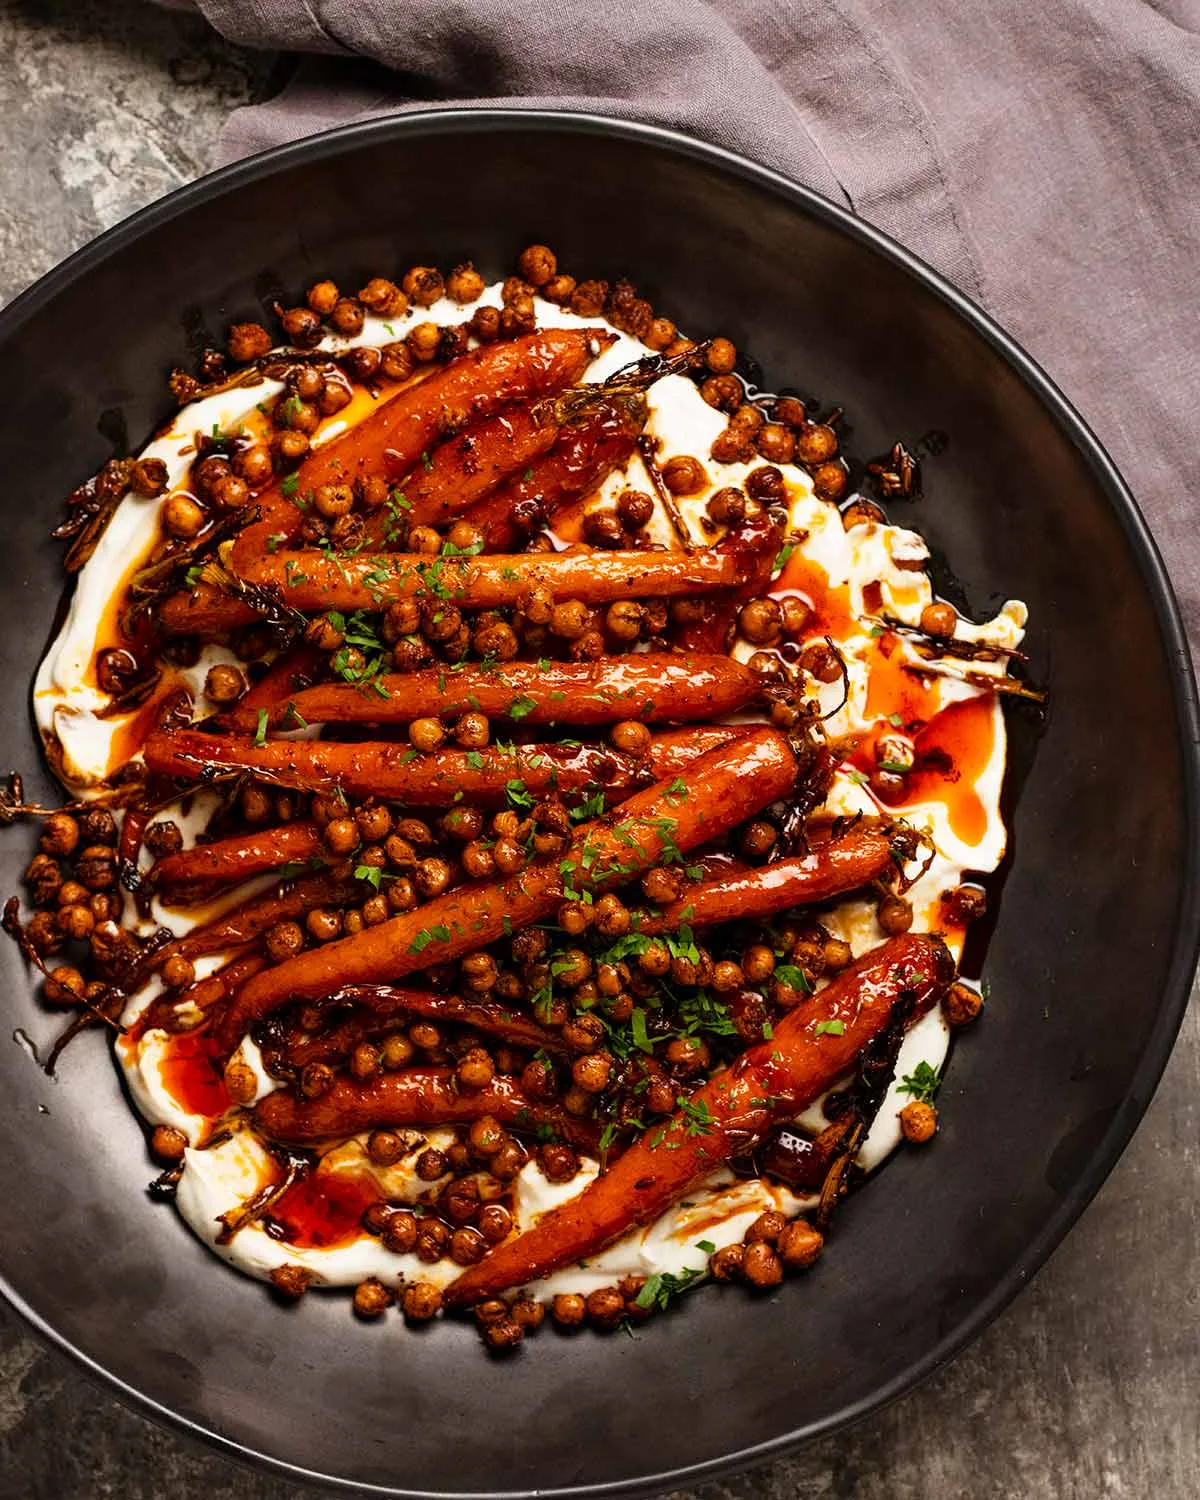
[183,0,1200,653]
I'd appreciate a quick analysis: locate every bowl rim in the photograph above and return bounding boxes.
[1,105,1197,1500]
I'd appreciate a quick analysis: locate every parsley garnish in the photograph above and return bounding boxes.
[253,708,268,747]
[509,695,537,720]
[813,1018,846,1037]
[897,1060,940,1105]
[634,1268,704,1312]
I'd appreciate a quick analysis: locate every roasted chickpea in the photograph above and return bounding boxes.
[491,837,524,876]
[740,820,778,859]
[742,1240,785,1288]
[300,1062,334,1099]
[43,965,85,1006]
[265,920,304,963]
[877,893,913,935]
[742,944,775,984]
[944,980,984,1027]
[703,336,736,374]
[746,465,785,503]
[305,279,339,315]
[944,883,988,925]
[756,423,796,464]
[593,893,631,940]
[552,1292,586,1327]
[738,597,783,646]
[272,428,310,468]
[446,261,485,303]
[453,711,490,750]
[478,1202,513,1244]
[710,1243,746,1281]
[661,455,707,495]
[460,952,498,993]
[319,817,357,857]
[517,244,556,286]
[538,1143,579,1184]
[401,1282,442,1321]
[812,460,849,501]
[571,1052,612,1094]
[306,906,343,943]
[799,640,844,684]
[161,493,206,539]
[351,1278,393,1319]
[793,421,838,464]
[666,1036,710,1076]
[415,857,453,898]
[161,953,195,990]
[901,1099,938,1143]
[468,1115,508,1159]
[148,1124,189,1164]
[39,812,80,859]
[617,488,655,530]
[402,266,444,307]
[777,1220,824,1270]
[745,1210,787,1246]
[75,845,116,891]
[586,1287,626,1329]
[409,717,446,754]
[549,599,589,639]
[225,321,272,363]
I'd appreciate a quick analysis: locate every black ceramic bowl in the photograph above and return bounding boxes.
[0,112,1195,1498]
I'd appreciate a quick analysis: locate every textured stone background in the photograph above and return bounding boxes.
[0,2,1196,1497]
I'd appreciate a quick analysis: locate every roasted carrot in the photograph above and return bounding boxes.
[150,821,324,902]
[254,1069,601,1151]
[230,328,607,570]
[168,871,357,963]
[228,655,760,733]
[361,404,560,544]
[233,643,324,715]
[141,725,747,806]
[160,330,607,636]
[233,543,755,616]
[674,509,783,652]
[638,827,893,933]
[217,729,796,1049]
[459,391,647,550]
[139,949,267,1033]
[442,933,953,1305]
[280,987,566,1069]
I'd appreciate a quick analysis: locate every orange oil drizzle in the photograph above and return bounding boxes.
[270,1171,379,1250]
[774,552,856,642]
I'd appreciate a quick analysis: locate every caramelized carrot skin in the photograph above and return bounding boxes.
[230,328,604,569]
[461,391,647,550]
[170,872,356,961]
[229,655,760,732]
[362,405,559,543]
[442,933,953,1306]
[151,821,323,900]
[141,725,745,805]
[253,1069,599,1151]
[217,729,796,1050]
[639,828,893,933]
[232,644,324,714]
[234,545,750,615]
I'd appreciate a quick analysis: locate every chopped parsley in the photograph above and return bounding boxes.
[897,1060,941,1105]
[634,1267,704,1312]
[253,708,269,747]
[813,1018,846,1037]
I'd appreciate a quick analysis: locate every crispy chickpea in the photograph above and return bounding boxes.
[593,893,631,939]
[300,1062,334,1099]
[568,278,608,317]
[456,1047,496,1090]
[472,619,520,660]
[401,1282,442,1321]
[616,489,654,531]
[269,1264,313,1301]
[944,980,984,1027]
[162,953,195,990]
[705,337,737,374]
[381,1033,415,1070]
[901,1099,938,1143]
[517,244,556,286]
[25,855,63,907]
[746,465,785,504]
[144,820,183,859]
[610,719,651,756]
[572,1052,612,1094]
[75,845,116,891]
[145,1124,188,1166]
[265,920,304,963]
[510,1297,544,1333]
[309,481,352,519]
[449,1226,488,1267]
[710,1244,746,1281]
[742,1240,785,1288]
[666,1036,710,1077]
[800,640,844,683]
[586,1288,625,1329]
[352,1278,393,1319]
[478,1202,513,1244]
[350,1042,382,1080]
[57,904,94,942]
[441,806,483,842]
[822,937,853,973]
[549,599,589,640]
[561,1014,605,1054]
[777,1220,824,1270]
[408,717,446,754]
[306,279,339,315]
[740,820,778,859]
[161,493,206,540]
[582,508,625,549]
[321,817,359,857]
[738,597,783,646]
[491,837,524,876]
[812,460,849,501]
[306,906,343,943]
[745,1210,787,1246]
[202,663,244,706]
[538,1143,579,1184]
[661,455,707,495]
[357,276,406,317]
[791,421,837,466]
[415,1146,448,1182]
[226,321,272,363]
[755,422,796,464]
[415,857,453,898]
[708,960,743,994]
[272,429,310,468]
[402,266,444,307]
[43,965,85,1006]
[877,893,913,935]
[453,711,490,750]
[643,316,677,352]
[39,812,79,858]
[921,601,958,638]
[742,944,775,984]
[552,1292,587,1328]
[460,952,498,993]
[379,1210,418,1255]
[446,262,485,303]
[468,1115,507,1159]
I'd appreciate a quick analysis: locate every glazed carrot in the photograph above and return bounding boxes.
[229,328,607,570]
[169,871,356,962]
[233,643,324,714]
[140,949,267,1033]
[117,799,151,890]
[233,544,754,615]
[459,391,647,550]
[282,987,566,1069]
[638,828,893,933]
[151,821,324,901]
[228,655,760,733]
[217,729,796,1049]
[361,404,560,543]
[674,509,783,652]
[254,1069,601,1152]
[159,330,608,635]
[442,933,953,1306]
[141,725,747,806]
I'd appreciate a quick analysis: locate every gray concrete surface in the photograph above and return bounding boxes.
[0,2,1196,1496]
